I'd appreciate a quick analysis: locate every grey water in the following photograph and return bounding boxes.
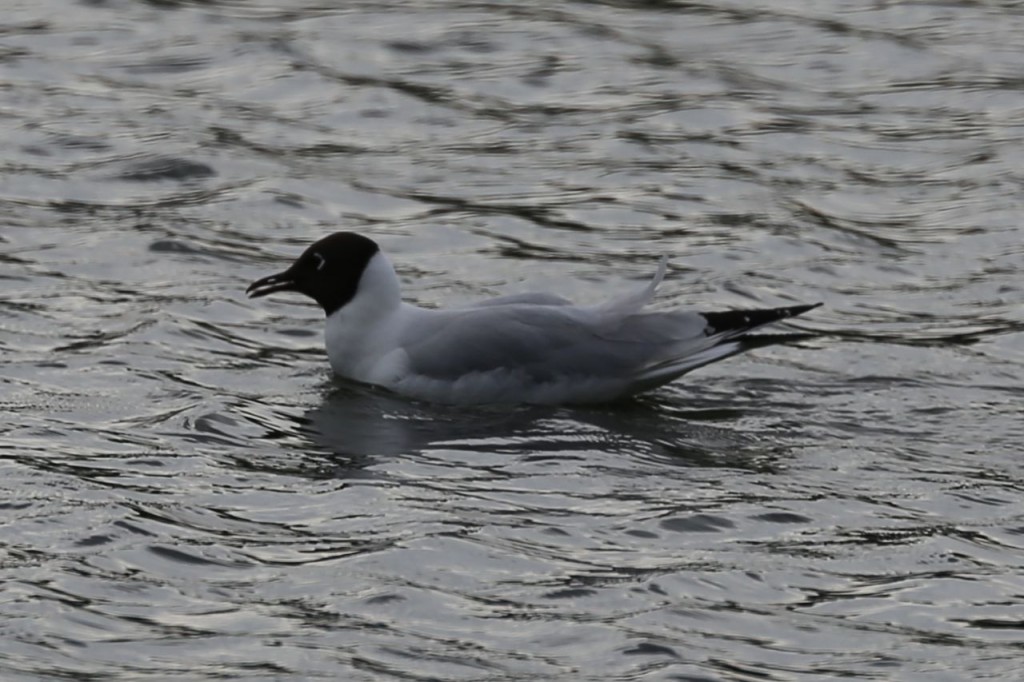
[2,1,1023,680]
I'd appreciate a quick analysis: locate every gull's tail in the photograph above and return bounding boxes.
[701,302,822,340]
[685,302,823,370]
[625,302,822,395]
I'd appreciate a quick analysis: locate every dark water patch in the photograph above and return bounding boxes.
[660,514,736,533]
[115,157,216,183]
[956,618,1024,631]
[121,56,211,75]
[52,135,113,151]
[146,544,252,568]
[751,512,811,524]
[543,587,598,599]
[622,641,679,657]
[148,238,204,254]
[74,534,115,548]
[386,40,436,54]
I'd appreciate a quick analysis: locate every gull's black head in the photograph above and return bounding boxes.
[246,232,380,316]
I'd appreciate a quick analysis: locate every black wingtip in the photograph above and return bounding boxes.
[789,302,824,316]
[702,302,822,338]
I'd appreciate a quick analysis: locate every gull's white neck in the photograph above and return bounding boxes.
[347,251,401,315]
[323,251,408,383]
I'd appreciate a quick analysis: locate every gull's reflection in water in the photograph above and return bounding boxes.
[295,379,790,475]
[299,381,551,459]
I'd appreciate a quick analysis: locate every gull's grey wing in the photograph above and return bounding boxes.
[464,292,573,308]
[399,303,710,382]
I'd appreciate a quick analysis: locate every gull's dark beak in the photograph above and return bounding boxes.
[246,270,298,299]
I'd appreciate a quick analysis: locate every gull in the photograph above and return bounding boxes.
[247,232,820,405]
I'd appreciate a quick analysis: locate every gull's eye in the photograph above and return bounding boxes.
[311,252,326,271]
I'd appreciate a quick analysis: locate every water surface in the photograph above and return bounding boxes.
[2,1,1023,680]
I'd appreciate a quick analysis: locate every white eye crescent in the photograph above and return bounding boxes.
[312,252,326,271]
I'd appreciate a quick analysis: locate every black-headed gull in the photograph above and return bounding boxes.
[247,232,820,404]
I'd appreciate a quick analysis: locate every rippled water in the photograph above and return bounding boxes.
[3,1,1023,679]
